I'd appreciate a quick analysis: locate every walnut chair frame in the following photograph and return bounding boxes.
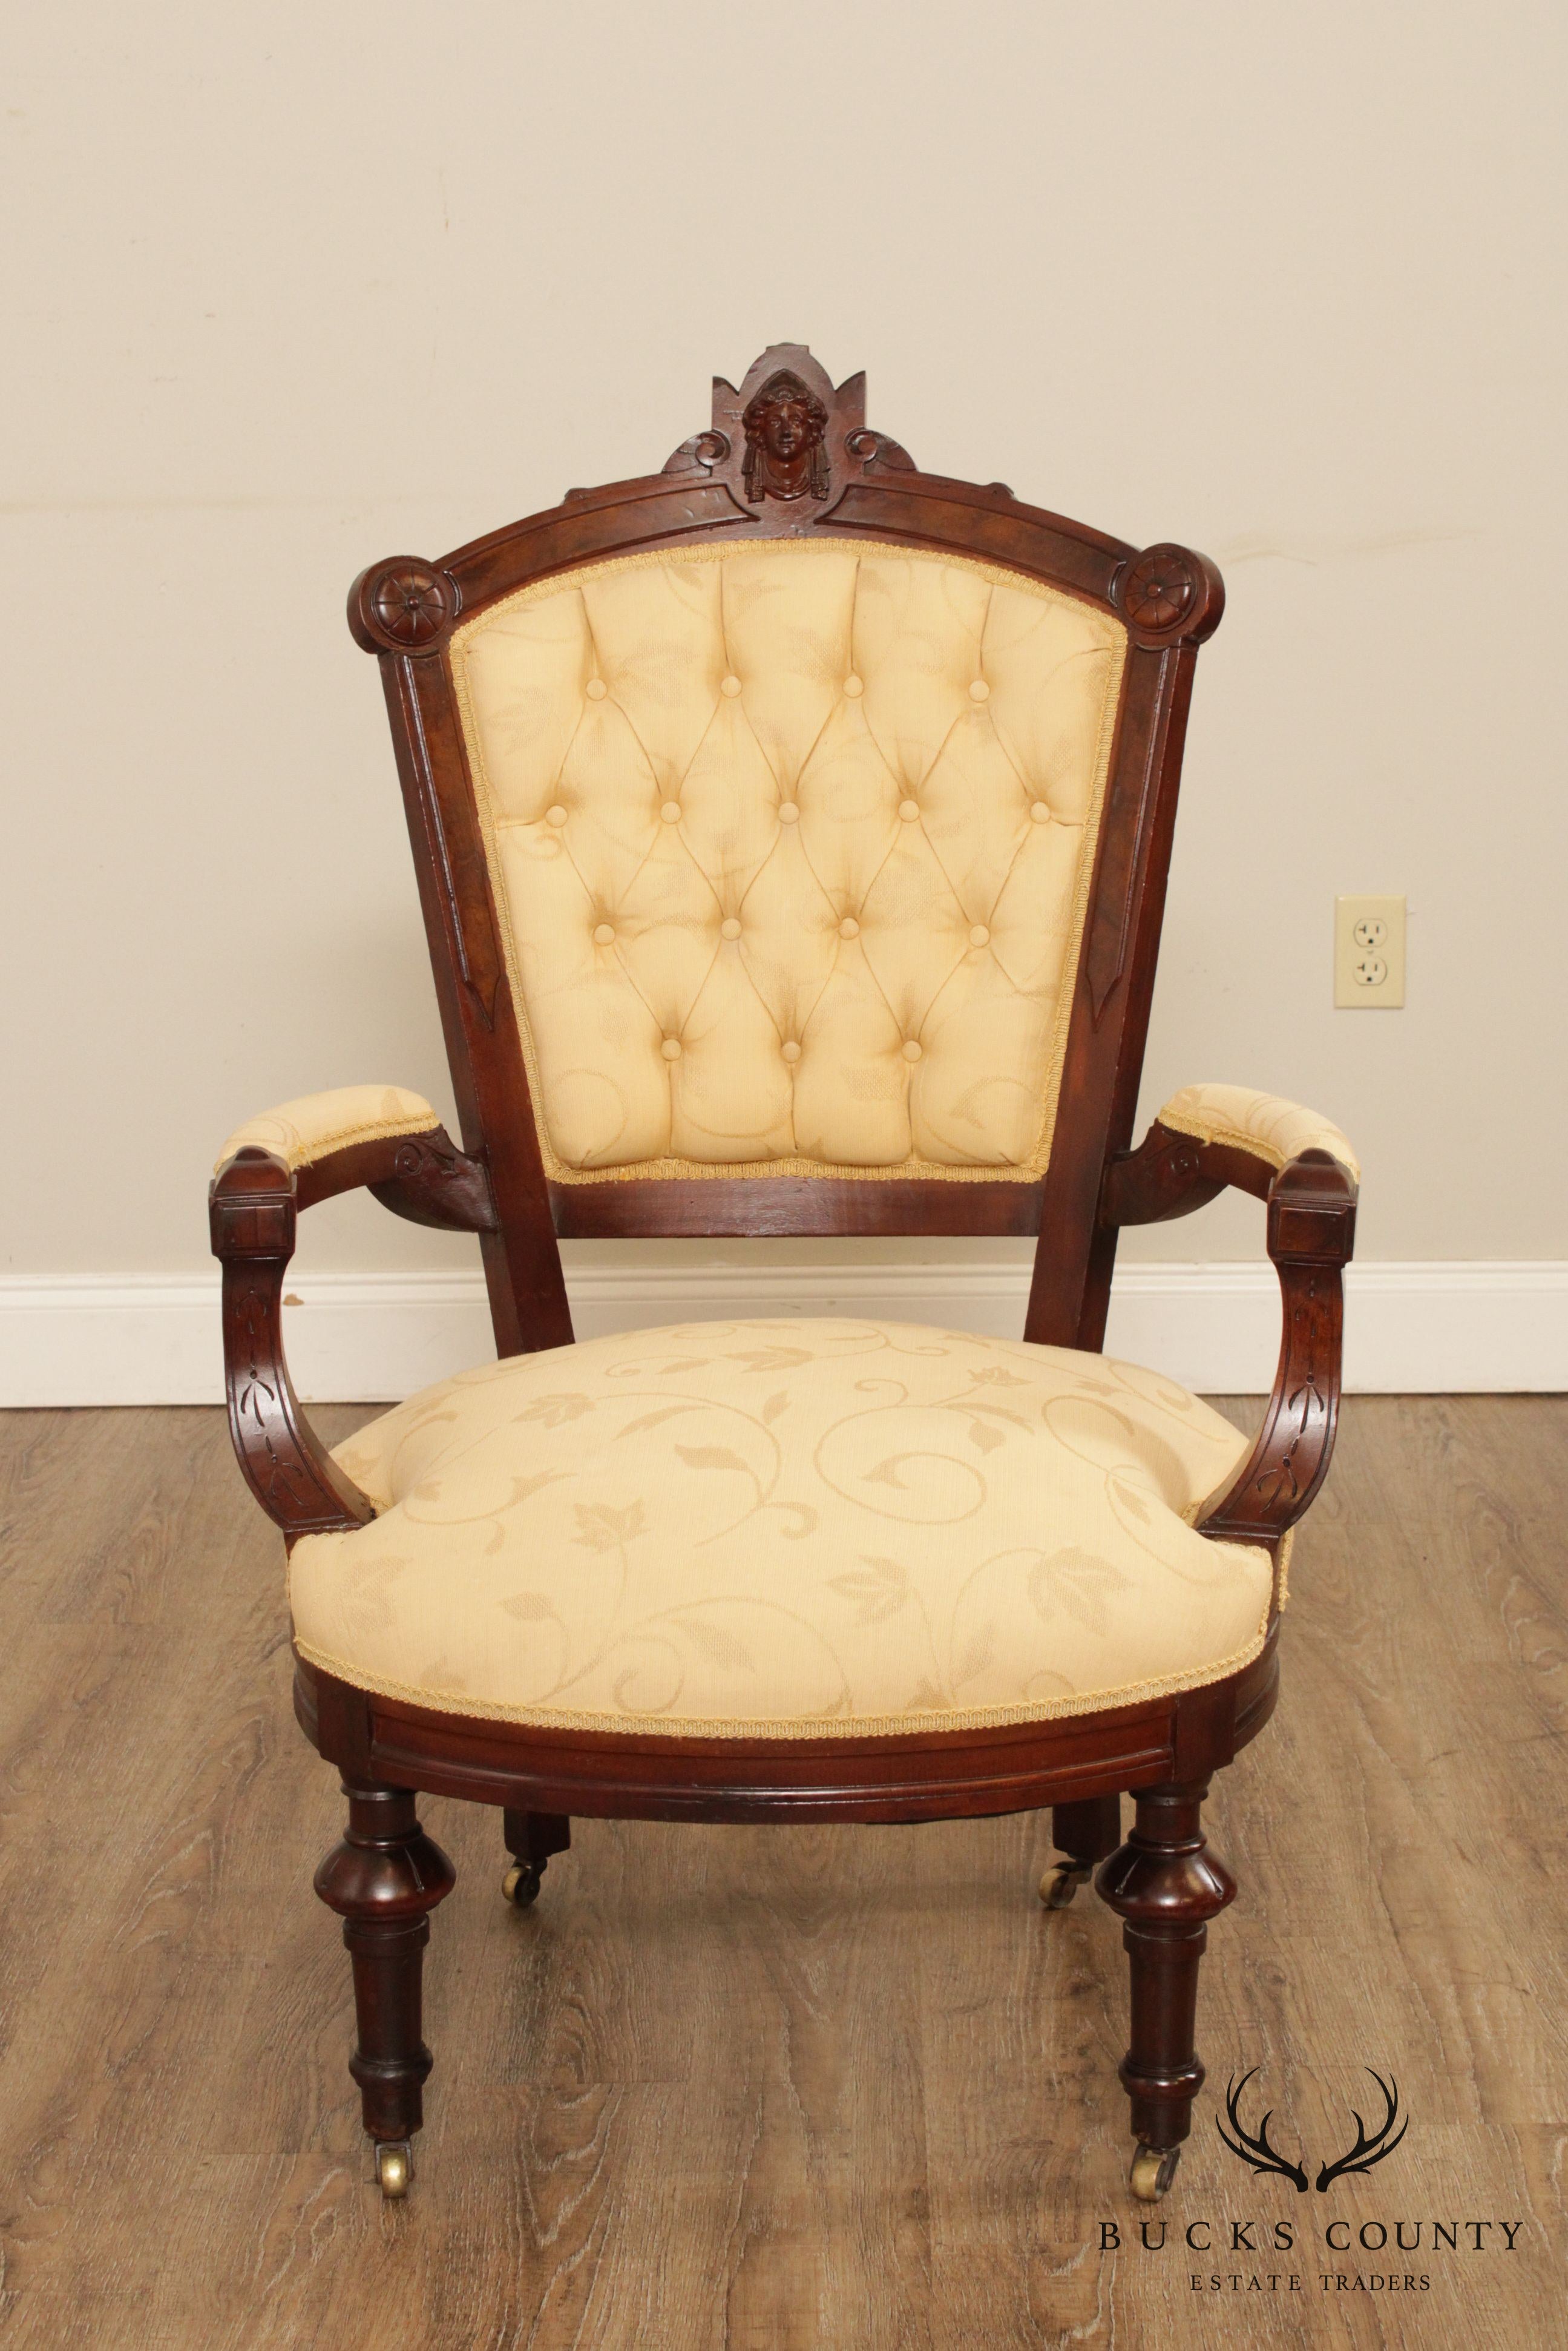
[210,346,1356,2205]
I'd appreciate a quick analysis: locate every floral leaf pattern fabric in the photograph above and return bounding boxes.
[289,1319,1271,1739]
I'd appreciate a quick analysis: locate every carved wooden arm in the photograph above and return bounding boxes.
[1101,1099,1358,1552]
[209,1106,496,1542]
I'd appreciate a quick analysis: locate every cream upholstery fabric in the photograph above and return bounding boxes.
[289,1318,1270,1738]
[450,543,1127,1183]
[1159,1084,1360,1182]
[215,1086,439,1173]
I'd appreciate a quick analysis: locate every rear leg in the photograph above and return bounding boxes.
[502,1809,571,1907]
[1040,1792,1121,1909]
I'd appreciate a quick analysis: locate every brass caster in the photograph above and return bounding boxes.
[1039,1860,1092,1910]
[1129,2143,1180,2202]
[376,2140,412,2199]
[502,1861,542,1908]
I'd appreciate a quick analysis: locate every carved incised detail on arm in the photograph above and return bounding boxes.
[1198,1154,1357,1552]
[287,1123,495,1228]
[209,1151,376,1539]
[1100,1127,1357,1557]
[1100,1122,1228,1226]
[370,1128,498,1234]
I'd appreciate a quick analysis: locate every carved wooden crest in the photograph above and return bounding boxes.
[741,368,830,503]
[663,343,916,530]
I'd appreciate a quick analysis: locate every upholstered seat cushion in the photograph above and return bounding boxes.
[289,1320,1271,1739]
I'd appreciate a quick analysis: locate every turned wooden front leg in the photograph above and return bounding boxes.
[314,1783,456,2148]
[1096,1781,1235,2151]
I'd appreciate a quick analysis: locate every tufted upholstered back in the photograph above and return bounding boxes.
[450,541,1127,1185]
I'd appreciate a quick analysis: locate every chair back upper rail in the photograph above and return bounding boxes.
[348,346,1223,1358]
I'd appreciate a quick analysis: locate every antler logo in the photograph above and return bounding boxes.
[1216,2068,1407,2193]
[1313,2070,1407,2192]
[1216,2070,1308,2191]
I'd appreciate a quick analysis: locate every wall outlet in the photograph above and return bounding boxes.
[1334,893,1406,1008]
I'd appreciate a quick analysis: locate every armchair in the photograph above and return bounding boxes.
[211,346,1357,2207]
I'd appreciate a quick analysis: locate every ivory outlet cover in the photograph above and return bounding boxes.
[1334,894,1406,1008]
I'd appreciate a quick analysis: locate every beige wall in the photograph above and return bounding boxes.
[5,1,1564,1287]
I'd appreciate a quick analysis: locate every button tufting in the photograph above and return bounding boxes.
[454,544,1119,1182]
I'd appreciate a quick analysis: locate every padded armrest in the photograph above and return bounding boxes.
[1156,1083,1359,1183]
[214,1085,439,1174]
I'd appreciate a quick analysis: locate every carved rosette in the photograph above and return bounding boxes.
[1115,544,1224,645]
[349,557,461,655]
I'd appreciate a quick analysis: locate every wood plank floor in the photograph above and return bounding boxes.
[0,1396,1564,2349]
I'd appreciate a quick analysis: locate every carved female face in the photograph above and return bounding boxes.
[741,372,829,501]
[763,400,812,465]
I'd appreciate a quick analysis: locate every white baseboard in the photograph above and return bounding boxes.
[1,1261,1563,1407]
